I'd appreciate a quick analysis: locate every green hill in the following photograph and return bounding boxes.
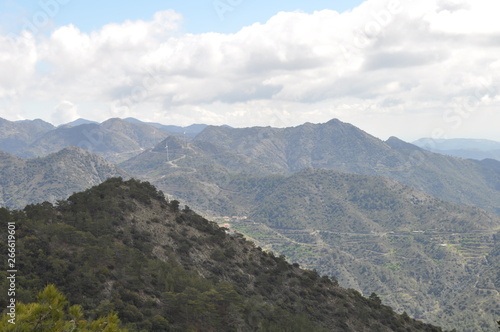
[221,169,500,331]
[0,147,128,209]
[0,178,444,332]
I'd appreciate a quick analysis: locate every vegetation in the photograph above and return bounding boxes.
[2,117,500,330]
[221,169,500,331]
[0,178,444,331]
[0,285,124,331]
[0,147,127,209]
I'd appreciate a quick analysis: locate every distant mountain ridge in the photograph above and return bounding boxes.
[2,116,499,215]
[62,118,99,127]
[188,119,500,215]
[0,117,215,163]
[413,138,500,161]
[2,118,171,163]
[0,117,54,155]
[123,117,209,136]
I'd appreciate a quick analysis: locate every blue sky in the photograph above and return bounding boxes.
[0,0,499,141]
[1,0,365,34]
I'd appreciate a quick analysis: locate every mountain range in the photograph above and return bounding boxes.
[0,117,207,163]
[122,119,500,216]
[0,116,499,330]
[413,138,500,162]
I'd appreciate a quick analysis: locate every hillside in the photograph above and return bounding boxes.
[3,117,500,215]
[220,169,500,331]
[0,118,54,155]
[120,136,288,216]
[193,120,500,215]
[0,178,444,332]
[0,147,128,209]
[18,118,171,163]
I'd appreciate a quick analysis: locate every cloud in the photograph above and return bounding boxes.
[1,1,500,140]
[52,101,79,125]
[363,50,447,70]
[437,0,471,13]
[0,32,37,98]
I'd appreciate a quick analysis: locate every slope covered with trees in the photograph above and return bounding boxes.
[194,119,500,215]
[0,147,128,209]
[224,168,500,331]
[0,178,444,332]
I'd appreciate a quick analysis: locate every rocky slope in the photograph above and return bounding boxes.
[0,178,444,331]
[0,147,128,209]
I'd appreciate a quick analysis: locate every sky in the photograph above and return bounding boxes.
[0,0,499,141]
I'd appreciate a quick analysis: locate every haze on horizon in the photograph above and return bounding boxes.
[0,0,499,142]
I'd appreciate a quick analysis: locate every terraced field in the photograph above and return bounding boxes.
[216,218,499,331]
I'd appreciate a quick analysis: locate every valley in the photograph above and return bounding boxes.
[1,116,499,331]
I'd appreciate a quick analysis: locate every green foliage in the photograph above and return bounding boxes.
[0,178,446,332]
[0,285,125,331]
[170,200,180,212]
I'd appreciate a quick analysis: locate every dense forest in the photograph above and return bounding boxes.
[0,178,445,331]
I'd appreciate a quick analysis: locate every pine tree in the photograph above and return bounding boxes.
[0,285,126,331]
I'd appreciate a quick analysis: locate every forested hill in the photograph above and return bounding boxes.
[0,178,444,331]
[0,147,128,209]
[192,119,500,215]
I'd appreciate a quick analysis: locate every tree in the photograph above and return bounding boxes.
[369,292,382,306]
[170,200,180,212]
[0,285,126,331]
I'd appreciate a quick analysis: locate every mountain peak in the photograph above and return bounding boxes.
[325,118,342,125]
[385,136,422,151]
[63,118,98,127]
[153,135,185,152]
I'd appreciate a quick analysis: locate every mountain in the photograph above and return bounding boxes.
[123,117,208,137]
[413,138,500,152]
[120,119,500,217]
[5,117,499,215]
[19,118,171,163]
[120,135,287,216]
[413,138,500,161]
[221,168,499,331]
[0,178,444,331]
[0,118,54,155]
[193,119,500,215]
[63,118,99,127]
[120,128,500,330]
[0,147,128,209]
[2,117,499,330]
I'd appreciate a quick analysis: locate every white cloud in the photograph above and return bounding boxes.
[51,100,79,125]
[0,1,499,140]
[0,32,37,98]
